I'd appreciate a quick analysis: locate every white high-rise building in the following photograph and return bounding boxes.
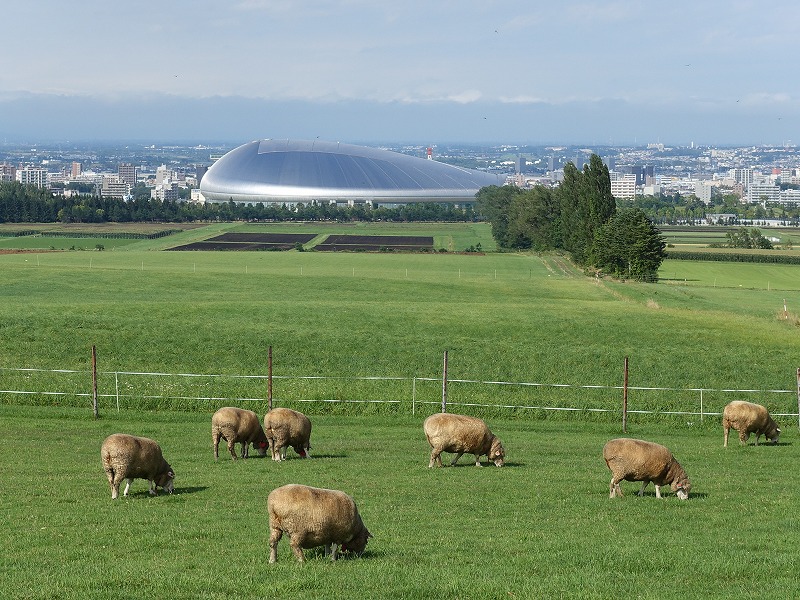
[16,166,48,188]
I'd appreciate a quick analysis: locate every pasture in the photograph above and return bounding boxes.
[1,222,800,598]
[2,405,799,599]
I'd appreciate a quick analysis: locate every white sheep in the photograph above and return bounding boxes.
[268,484,372,563]
[603,438,691,500]
[211,406,269,460]
[722,400,781,447]
[101,433,175,499]
[423,412,505,467]
[263,407,312,461]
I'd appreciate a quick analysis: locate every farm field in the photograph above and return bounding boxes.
[2,222,800,597]
[2,405,799,599]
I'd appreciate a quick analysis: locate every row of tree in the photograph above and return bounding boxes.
[477,154,666,281]
[619,192,800,224]
[0,182,477,224]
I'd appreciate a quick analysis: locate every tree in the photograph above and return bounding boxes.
[505,186,560,250]
[593,208,666,282]
[475,185,522,248]
[725,227,773,249]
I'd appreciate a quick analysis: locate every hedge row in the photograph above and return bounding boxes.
[0,229,182,240]
[667,250,800,264]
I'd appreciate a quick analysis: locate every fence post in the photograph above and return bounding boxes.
[91,345,98,419]
[268,345,273,412]
[622,356,629,433]
[441,350,448,413]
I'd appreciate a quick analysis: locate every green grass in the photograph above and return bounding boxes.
[0,224,799,419]
[3,222,800,597]
[1,405,798,599]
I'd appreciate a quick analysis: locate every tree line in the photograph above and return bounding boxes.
[0,182,477,224]
[477,154,666,282]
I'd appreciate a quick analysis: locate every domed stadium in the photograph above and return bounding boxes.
[199,139,505,206]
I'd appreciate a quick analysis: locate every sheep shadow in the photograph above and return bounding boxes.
[173,486,209,495]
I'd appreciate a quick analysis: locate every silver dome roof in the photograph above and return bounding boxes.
[199,139,504,204]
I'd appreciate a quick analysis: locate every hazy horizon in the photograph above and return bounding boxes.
[3,2,799,147]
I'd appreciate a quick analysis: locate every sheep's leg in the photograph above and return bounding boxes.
[212,432,221,460]
[428,448,442,468]
[637,481,650,497]
[109,472,121,500]
[609,477,623,498]
[241,442,249,458]
[268,527,283,563]
[450,452,464,466]
[754,433,760,446]
[723,424,729,448]
[329,543,339,561]
[654,484,662,499]
[289,539,306,563]
[739,430,749,446]
[473,454,483,467]
[123,478,134,497]
[148,480,157,496]
[227,439,238,460]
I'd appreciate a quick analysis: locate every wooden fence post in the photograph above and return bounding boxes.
[268,345,273,412]
[441,350,448,413]
[796,367,799,431]
[91,345,98,419]
[622,356,629,433]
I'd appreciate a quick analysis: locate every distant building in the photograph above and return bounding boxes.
[16,166,48,188]
[695,181,713,204]
[731,168,753,186]
[610,173,637,198]
[118,163,138,187]
[0,163,16,182]
[101,175,131,199]
[71,162,82,179]
[619,165,654,186]
[152,181,179,201]
[747,182,780,204]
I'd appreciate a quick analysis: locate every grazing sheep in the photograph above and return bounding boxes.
[101,433,175,499]
[722,400,781,447]
[603,438,691,500]
[211,406,269,460]
[263,407,312,461]
[268,484,372,563]
[423,412,505,468]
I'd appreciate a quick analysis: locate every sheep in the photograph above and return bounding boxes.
[101,433,175,499]
[423,412,505,468]
[603,438,691,500]
[268,483,372,563]
[722,400,781,447]
[263,407,312,461]
[211,406,269,460]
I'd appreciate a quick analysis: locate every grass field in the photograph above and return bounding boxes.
[2,222,800,598]
[2,405,799,599]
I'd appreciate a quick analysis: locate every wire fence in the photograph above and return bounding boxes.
[2,366,799,427]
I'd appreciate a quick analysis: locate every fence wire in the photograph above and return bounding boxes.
[1,366,798,425]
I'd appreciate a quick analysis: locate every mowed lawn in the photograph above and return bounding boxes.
[1,405,798,599]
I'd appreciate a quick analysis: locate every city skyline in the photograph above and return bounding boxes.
[2,1,800,146]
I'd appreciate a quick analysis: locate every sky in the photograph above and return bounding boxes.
[2,0,800,146]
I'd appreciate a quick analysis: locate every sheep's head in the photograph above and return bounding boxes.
[341,527,372,556]
[671,478,691,500]
[489,437,505,467]
[255,440,269,457]
[156,469,175,494]
[768,426,781,445]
